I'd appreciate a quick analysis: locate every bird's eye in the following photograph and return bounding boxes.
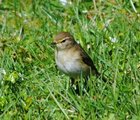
[61,39,66,43]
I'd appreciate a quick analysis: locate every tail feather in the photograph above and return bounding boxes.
[92,69,107,82]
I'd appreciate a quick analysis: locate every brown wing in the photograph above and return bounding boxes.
[79,45,107,82]
[76,44,100,76]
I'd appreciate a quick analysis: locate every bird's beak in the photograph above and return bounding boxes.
[51,42,56,47]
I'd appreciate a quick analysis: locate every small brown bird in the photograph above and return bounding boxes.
[52,32,106,92]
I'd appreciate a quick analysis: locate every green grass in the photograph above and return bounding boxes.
[0,0,140,119]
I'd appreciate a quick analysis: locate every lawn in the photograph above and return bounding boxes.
[0,0,140,119]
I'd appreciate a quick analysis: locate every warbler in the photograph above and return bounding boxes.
[52,32,106,93]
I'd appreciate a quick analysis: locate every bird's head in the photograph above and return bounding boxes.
[52,32,76,50]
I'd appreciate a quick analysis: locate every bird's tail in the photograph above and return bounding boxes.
[92,69,107,82]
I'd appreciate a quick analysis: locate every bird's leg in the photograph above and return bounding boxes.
[70,77,80,94]
[70,76,90,94]
[83,76,89,92]
[70,77,75,86]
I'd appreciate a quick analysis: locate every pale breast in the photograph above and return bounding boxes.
[55,49,83,77]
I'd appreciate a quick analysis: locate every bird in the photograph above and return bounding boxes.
[52,32,107,93]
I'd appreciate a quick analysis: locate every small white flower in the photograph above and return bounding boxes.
[109,37,118,43]
[60,0,72,5]
[0,68,6,80]
[60,0,67,5]
[0,68,6,75]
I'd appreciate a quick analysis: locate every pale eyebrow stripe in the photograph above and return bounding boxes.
[57,37,71,43]
[62,37,71,41]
